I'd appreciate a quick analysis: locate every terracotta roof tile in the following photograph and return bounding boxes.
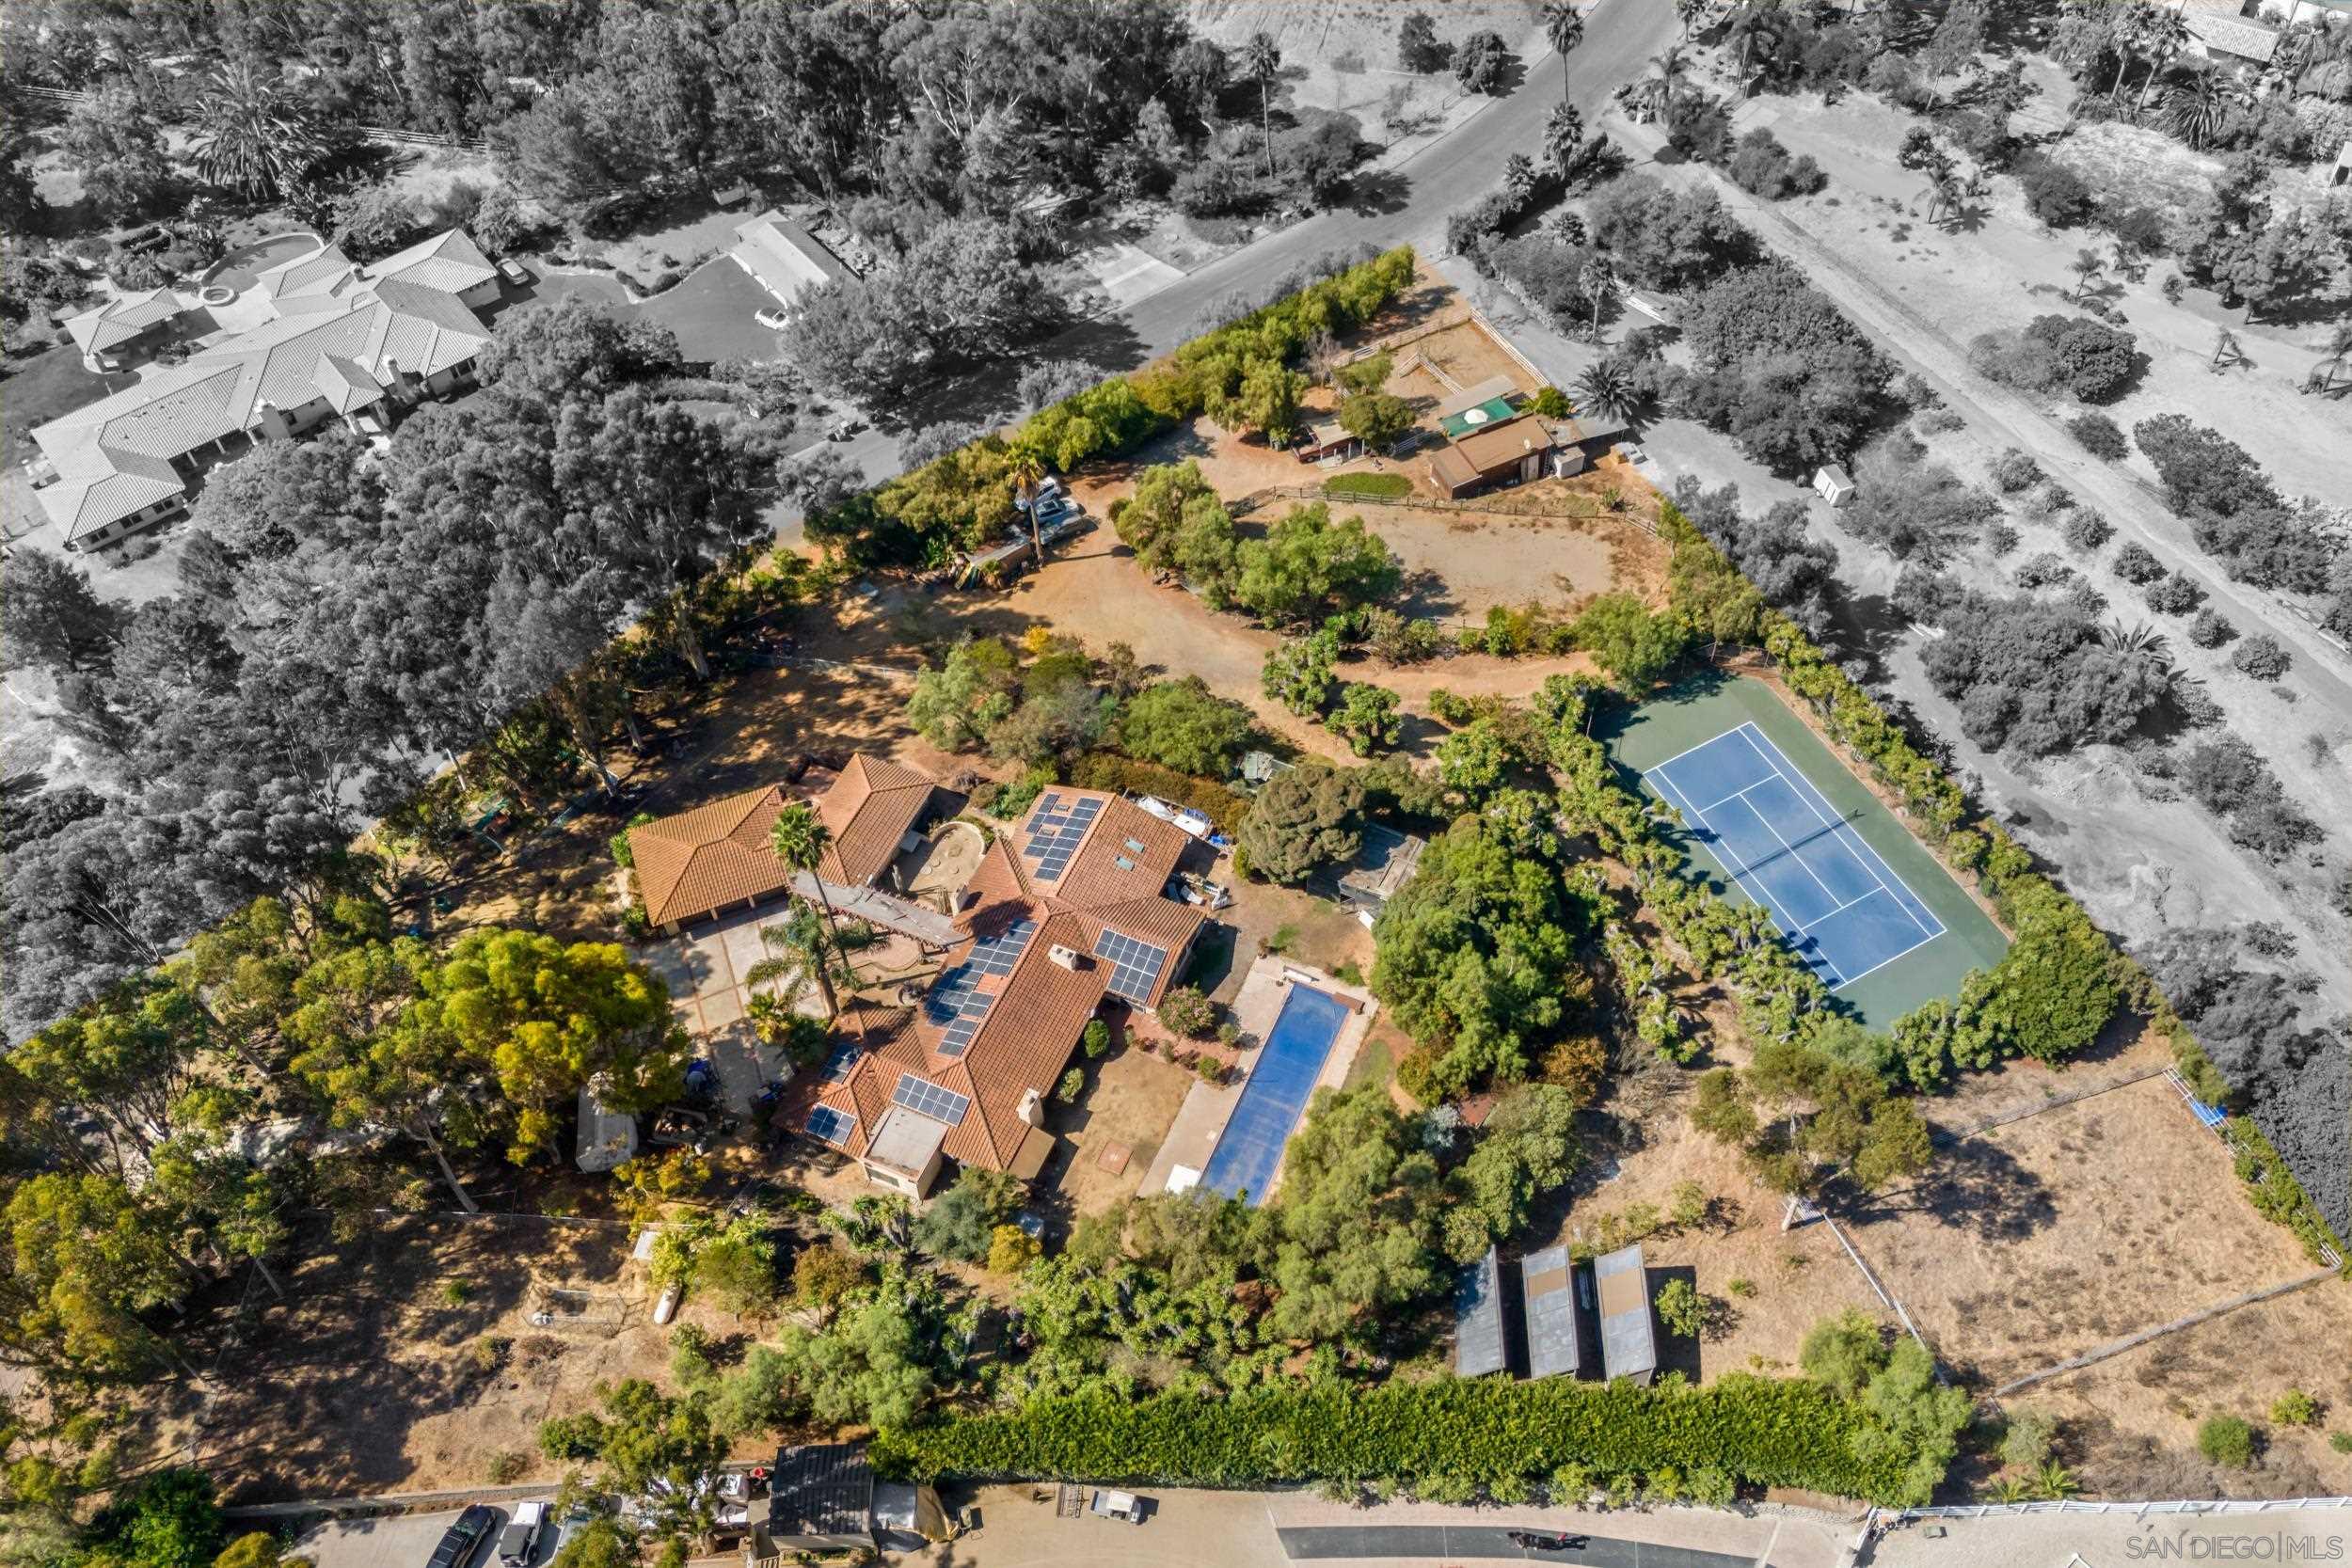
[812,754,936,885]
[628,784,791,927]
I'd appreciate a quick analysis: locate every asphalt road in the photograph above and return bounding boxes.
[1277,1525,1756,1565]
[809,0,1677,501]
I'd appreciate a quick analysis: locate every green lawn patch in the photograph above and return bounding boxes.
[2,347,127,471]
[1323,472,1412,501]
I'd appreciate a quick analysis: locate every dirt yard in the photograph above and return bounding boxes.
[1391,317,1539,400]
[1039,1042,1201,1216]
[146,1213,789,1502]
[1845,1075,2326,1392]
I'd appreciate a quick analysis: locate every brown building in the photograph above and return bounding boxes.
[793,785,1210,1196]
[627,755,939,933]
[1426,412,1554,498]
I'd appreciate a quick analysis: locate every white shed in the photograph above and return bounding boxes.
[576,1086,638,1173]
[1813,464,1857,508]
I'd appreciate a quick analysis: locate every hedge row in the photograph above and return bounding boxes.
[872,1376,1913,1502]
[1659,508,2348,1262]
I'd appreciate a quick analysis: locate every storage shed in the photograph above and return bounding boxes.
[1594,1243,1658,1386]
[1519,1244,1586,1380]
[1813,464,1857,508]
[1454,1245,1510,1378]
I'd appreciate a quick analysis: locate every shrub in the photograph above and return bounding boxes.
[2331,1433,2352,1455]
[1999,1409,2057,1470]
[2198,1415,2256,1469]
[2058,511,2110,553]
[1655,1277,1703,1338]
[1157,986,1217,1038]
[1081,1019,1112,1059]
[2111,541,2164,584]
[2015,152,2094,227]
[1725,128,1827,199]
[2231,634,2289,680]
[2143,572,2203,615]
[988,1224,1041,1275]
[1968,315,2139,403]
[2069,411,2128,460]
[1988,449,2042,494]
[2187,608,2235,647]
[1056,1067,1086,1103]
[2270,1389,2321,1428]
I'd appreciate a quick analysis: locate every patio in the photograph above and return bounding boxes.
[636,904,808,1117]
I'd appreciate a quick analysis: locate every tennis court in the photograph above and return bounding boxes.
[1602,674,2008,1028]
[1647,722,1944,990]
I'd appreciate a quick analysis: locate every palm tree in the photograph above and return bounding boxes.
[1543,0,1585,101]
[1920,169,1963,227]
[1674,0,1710,38]
[2067,247,2105,301]
[1543,101,1584,179]
[1634,45,1687,122]
[2135,4,2191,110]
[1244,31,1281,182]
[1579,257,1616,341]
[2033,1461,2081,1502]
[2098,620,2169,657]
[191,55,325,198]
[1574,357,1643,424]
[2164,67,2241,150]
[2311,322,2352,395]
[2106,0,2153,102]
[770,802,847,1015]
[744,906,834,1022]
[1006,441,1049,569]
[1548,208,1588,248]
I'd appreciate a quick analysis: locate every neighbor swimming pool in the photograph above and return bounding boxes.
[1199,983,1351,1205]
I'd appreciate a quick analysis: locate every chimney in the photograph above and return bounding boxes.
[1048,943,1082,971]
[1017,1088,1044,1126]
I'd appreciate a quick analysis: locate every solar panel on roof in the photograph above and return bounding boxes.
[1021,795,1102,879]
[820,1041,860,1084]
[1092,928,1168,1005]
[892,1074,970,1125]
[805,1105,855,1146]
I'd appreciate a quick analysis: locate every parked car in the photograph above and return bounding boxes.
[1089,1489,1146,1525]
[541,1508,595,1568]
[825,418,864,442]
[497,258,531,286]
[754,307,789,330]
[427,1506,499,1568]
[498,1502,548,1568]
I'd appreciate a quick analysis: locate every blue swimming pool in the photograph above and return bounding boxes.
[1199,983,1351,1205]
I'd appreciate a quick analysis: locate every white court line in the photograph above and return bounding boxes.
[1642,725,1758,780]
[1730,770,1850,920]
[1737,723,1945,942]
[1649,760,1843,986]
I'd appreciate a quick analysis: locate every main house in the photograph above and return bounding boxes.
[31,229,500,552]
[792,780,1212,1196]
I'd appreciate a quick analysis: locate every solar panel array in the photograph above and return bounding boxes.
[1092,928,1168,1005]
[923,917,1038,1056]
[805,1105,855,1146]
[1022,792,1103,881]
[892,1073,971,1126]
[820,1040,861,1084]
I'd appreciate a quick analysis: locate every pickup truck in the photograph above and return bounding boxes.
[498,1500,548,1568]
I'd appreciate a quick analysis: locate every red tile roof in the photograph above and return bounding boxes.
[628,784,790,928]
[801,786,1207,1174]
[812,753,935,886]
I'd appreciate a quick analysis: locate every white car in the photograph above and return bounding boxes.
[497,1501,548,1568]
[497,258,530,286]
[755,307,790,330]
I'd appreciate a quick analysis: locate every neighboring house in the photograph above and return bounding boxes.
[29,229,499,553]
[1294,414,1362,464]
[1455,1245,1510,1377]
[754,1444,942,1557]
[1426,379,1553,498]
[731,211,849,315]
[60,286,193,372]
[1595,1243,1659,1386]
[811,753,939,890]
[2181,0,2282,66]
[794,783,1211,1196]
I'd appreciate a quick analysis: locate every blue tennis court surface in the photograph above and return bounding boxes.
[1646,722,1945,990]
[1200,984,1351,1205]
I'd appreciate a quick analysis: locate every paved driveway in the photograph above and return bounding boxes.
[293,1508,516,1568]
[638,905,810,1116]
[1279,1527,1754,1565]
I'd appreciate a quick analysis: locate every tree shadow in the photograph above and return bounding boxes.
[1847,1137,2059,1243]
[1346,168,1412,217]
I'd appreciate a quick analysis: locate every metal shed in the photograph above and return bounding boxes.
[1519,1244,1585,1380]
[1594,1243,1658,1386]
[1454,1245,1509,1378]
